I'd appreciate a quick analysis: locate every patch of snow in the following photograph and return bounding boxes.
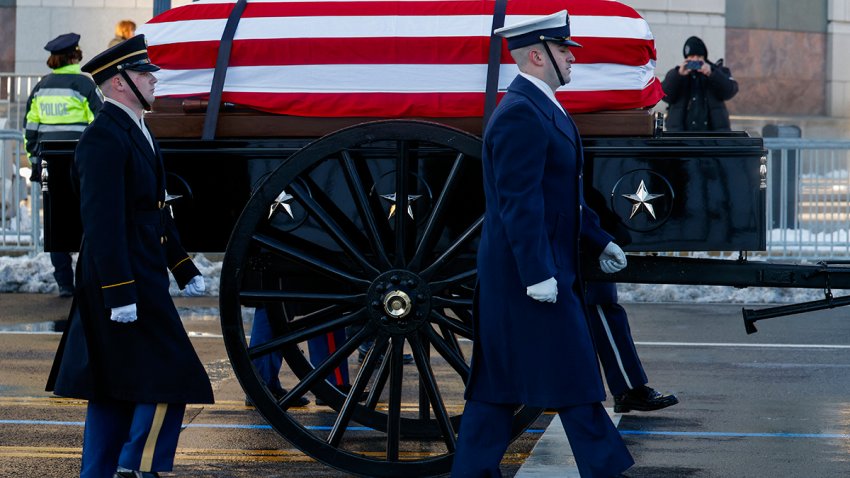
[1,253,848,303]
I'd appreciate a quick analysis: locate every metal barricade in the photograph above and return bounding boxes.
[0,73,42,131]
[0,129,40,254]
[764,138,850,260]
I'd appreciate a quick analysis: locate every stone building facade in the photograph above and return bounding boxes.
[625,0,850,137]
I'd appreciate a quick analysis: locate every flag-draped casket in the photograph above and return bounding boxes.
[140,0,664,119]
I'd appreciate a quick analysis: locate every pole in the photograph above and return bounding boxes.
[153,0,171,17]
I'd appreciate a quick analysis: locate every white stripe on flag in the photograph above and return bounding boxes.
[140,15,650,45]
[151,62,656,96]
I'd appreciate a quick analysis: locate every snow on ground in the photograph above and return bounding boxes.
[1,253,845,304]
[0,253,221,297]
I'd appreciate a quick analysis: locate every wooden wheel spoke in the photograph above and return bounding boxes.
[248,309,366,359]
[425,326,470,381]
[328,334,390,447]
[410,334,457,451]
[428,268,477,294]
[385,336,405,460]
[240,290,366,305]
[251,233,371,288]
[420,215,483,280]
[437,323,466,363]
[279,324,375,409]
[410,152,465,270]
[288,181,380,278]
[365,342,392,409]
[431,296,473,308]
[340,151,392,270]
[429,310,473,339]
[393,141,410,268]
[286,304,352,333]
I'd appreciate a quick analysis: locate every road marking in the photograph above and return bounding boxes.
[0,418,543,434]
[0,397,467,413]
[0,446,529,464]
[515,408,621,478]
[620,430,850,438]
[636,341,850,349]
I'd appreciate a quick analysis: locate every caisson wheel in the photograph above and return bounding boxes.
[220,120,541,477]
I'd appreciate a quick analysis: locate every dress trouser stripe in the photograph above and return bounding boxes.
[597,304,633,390]
[140,403,168,471]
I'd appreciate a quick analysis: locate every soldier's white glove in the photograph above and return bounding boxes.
[526,277,558,303]
[110,303,137,323]
[599,242,627,274]
[183,275,205,296]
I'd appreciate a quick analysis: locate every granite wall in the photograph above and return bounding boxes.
[0,0,14,72]
[725,28,827,116]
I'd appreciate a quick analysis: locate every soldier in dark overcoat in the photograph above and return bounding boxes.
[451,10,634,478]
[45,35,213,478]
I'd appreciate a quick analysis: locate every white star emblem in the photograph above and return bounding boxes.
[380,193,422,220]
[621,180,664,220]
[269,189,295,220]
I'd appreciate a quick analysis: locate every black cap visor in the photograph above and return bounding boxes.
[541,35,582,48]
[120,60,161,73]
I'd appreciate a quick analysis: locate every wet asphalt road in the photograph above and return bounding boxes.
[3,293,850,477]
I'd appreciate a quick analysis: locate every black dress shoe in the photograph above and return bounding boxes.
[614,385,679,413]
[315,383,370,406]
[245,388,310,407]
[58,286,74,298]
[114,471,160,478]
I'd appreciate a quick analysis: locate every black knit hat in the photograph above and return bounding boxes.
[683,36,708,58]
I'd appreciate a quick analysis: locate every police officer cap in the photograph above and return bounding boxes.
[494,10,582,50]
[82,34,160,85]
[44,33,80,54]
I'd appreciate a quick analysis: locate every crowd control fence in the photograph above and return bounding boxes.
[0,129,39,254]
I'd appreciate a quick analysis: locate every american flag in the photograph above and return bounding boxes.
[140,0,663,117]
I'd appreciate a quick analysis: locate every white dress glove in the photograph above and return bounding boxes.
[599,242,627,274]
[183,275,205,296]
[526,277,558,303]
[110,303,137,323]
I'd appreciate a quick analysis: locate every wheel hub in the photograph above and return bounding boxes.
[383,290,412,318]
[367,270,431,334]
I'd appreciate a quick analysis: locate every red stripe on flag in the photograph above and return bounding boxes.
[570,37,657,64]
[149,0,644,23]
[163,85,662,118]
[149,38,492,68]
[148,37,654,69]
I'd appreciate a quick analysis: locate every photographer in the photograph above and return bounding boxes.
[662,36,738,131]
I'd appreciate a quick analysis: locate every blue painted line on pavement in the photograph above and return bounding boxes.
[4,419,844,439]
[620,430,850,439]
[22,419,832,438]
[1,419,85,426]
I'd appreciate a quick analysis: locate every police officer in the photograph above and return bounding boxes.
[45,35,213,478]
[452,10,633,477]
[24,33,103,297]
